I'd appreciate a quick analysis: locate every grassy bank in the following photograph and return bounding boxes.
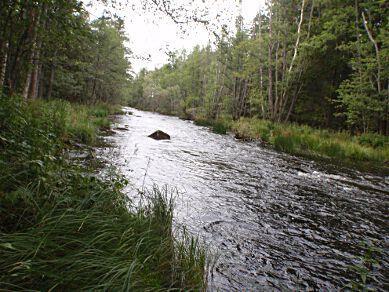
[192,114,388,169]
[0,96,207,290]
[194,117,231,135]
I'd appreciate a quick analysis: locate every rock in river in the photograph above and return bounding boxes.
[115,127,129,131]
[148,130,170,140]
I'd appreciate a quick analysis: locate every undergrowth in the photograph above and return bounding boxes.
[0,95,207,290]
[230,118,389,166]
[189,112,388,169]
[194,117,231,135]
[191,112,388,166]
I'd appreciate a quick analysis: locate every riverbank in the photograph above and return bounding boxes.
[0,96,207,290]
[192,115,389,172]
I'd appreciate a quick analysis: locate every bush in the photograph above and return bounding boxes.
[212,120,229,134]
[356,133,388,148]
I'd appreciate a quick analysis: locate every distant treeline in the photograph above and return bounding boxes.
[0,0,130,104]
[129,0,388,134]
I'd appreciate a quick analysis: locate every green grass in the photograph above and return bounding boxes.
[231,118,389,166]
[16,99,119,145]
[0,95,208,290]
[194,117,231,135]
[184,110,388,168]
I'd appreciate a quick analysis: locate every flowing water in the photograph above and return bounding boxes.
[99,108,388,291]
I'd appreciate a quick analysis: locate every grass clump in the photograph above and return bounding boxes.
[0,95,208,290]
[273,135,297,153]
[88,103,124,117]
[194,116,231,135]
[194,117,213,127]
[212,120,229,134]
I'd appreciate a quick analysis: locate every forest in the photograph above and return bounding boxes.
[130,0,388,134]
[0,0,131,103]
[0,0,388,290]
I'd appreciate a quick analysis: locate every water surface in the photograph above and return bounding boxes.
[100,108,388,290]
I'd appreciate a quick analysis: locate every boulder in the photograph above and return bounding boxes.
[148,130,170,140]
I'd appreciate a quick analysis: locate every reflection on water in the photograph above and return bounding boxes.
[99,108,388,290]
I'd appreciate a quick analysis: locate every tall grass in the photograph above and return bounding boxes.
[194,116,231,135]
[0,95,208,290]
[231,118,389,166]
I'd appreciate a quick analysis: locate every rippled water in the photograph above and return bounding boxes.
[99,107,388,290]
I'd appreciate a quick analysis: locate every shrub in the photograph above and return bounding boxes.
[212,120,229,134]
[357,133,388,148]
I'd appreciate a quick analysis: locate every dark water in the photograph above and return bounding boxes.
[100,108,388,291]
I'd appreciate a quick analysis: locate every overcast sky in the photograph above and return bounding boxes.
[85,0,266,73]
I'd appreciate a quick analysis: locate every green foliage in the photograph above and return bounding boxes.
[212,121,229,135]
[194,118,213,127]
[273,135,297,153]
[337,73,384,133]
[335,0,388,133]
[347,242,382,290]
[194,117,230,134]
[0,95,208,290]
[356,133,389,148]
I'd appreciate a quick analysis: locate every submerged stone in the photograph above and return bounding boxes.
[115,126,129,131]
[148,130,170,140]
[234,132,251,141]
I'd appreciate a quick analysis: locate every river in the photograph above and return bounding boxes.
[99,107,388,291]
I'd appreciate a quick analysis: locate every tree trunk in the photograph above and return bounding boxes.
[28,37,42,99]
[257,15,265,117]
[285,82,303,122]
[0,40,8,89]
[23,7,39,99]
[274,37,280,120]
[29,3,47,99]
[288,0,306,74]
[361,11,381,94]
[268,1,274,119]
[259,65,264,116]
[46,60,56,100]
[280,0,311,122]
